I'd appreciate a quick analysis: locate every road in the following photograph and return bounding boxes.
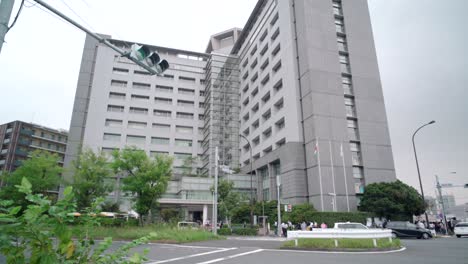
[1,237,466,263]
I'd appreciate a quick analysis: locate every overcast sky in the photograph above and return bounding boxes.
[0,0,466,206]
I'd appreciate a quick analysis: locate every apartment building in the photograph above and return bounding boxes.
[65,0,395,216]
[0,120,68,187]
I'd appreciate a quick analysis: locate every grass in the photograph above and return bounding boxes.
[71,224,224,243]
[282,238,401,250]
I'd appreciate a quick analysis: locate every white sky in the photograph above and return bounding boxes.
[0,0,467,206]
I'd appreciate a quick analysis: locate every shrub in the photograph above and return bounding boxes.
[283,211,369,227]
[232,228,257,236]
[218,227,232,236]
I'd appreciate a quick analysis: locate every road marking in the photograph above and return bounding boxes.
[148,243,224,250]
[264,246,406,254]
[147,247,237,264]
[194,249,264,264]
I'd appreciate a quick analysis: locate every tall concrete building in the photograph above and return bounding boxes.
[65,0,395,217]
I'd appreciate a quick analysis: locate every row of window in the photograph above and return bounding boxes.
[105,119,201,134]
[113,67,204,83]
[109,92,205,108]
[107,105,204,120]
[103,133,201,148]
[111,80,204,96]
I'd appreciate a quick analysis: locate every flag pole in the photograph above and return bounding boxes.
[329,140,337,212]
[340,143,350,212]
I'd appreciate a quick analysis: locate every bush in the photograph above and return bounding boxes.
[218,227,232,236]
[283,211,369,227]
[232,228,257,236]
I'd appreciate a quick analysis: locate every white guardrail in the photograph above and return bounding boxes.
[287,229,393,248]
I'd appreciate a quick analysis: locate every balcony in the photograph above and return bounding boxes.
[18,138,32,146]
[20,128,33,136]
[1,149,7,155]
[15,149,28,157]
[6,128,12,134]
[0,160,5,165]
[3,138,10,144]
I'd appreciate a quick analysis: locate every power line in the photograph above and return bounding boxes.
[59,0,96,32]
[7,0,26,33]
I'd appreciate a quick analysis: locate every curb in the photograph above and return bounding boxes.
[275,246,407,254]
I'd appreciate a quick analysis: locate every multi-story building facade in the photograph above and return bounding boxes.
[0,120,68,186]
[65,0,395,218]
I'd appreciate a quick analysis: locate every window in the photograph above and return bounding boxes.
[242,84,249,93]
[103,133,120,142]
[353,166,364,179]
[151,137,169,145]
[275,118,285,131]
[129,107,148,115]
[155,97,172,105]
[134,70,150,76]
[253,136,260,146]
[259,30,268,42]
[272,43,281,56]
[177,100,194,107]
[243,127,250,136]
[178,88,195,95]
[260,44,268,56]
[162,74,174,79]
[126,135,145,144]
[199,90,206,96]
[243,97,250,106]
[337,35,348,52]
[242,71,249,80]
[252,119,260,130]
[154,110,171,117]
[262,127,272,139]
[262,109,271,121]
[150,151,169,157]
[176,126,193,134]
[127,121,147,129]
[156,85,173,93]
[174,153,192,160]
[175,139,192,147]
[345,98,356,117]
[276,138,286,148]
[177,112,194,119]
[250,58,258,69]
[179,76,196,82]
[251,102,259,113]
[350,142,360,152]
[251,87,259,97]
[263,146,272,154]
[250,72,258,83]
[333,1,343,16]
[261,92,271,104]
[199,102,205,108]
[274,97,284,111]
[270,12,279,26]
[271,28,280,41]
[131,94,149,101]
[107,105,124,112]
[335,18,345,34]
[272,60,282,73]
[273,79,283,92]
[347,119,359,140]
[153,123,170,131]
[242,58,249,68]
[260,59,269,70]
[261,74,270,85]
[132,82,151,90]
[250,45,257,56]
[105,119,122,127]
[200,79,205,85]
[113,68,128,75]
[109,92,125,100]
[111,80,127,87]
[243,112,250,122]
[198,114,204,120]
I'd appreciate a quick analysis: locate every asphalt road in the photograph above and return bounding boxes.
[1,237,467,263]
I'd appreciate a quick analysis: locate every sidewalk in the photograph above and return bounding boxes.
[227,236,288,241]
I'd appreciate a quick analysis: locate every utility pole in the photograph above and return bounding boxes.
[435,175,449,236]
[213,146,219,235]
[0,0,15,54]
[276,175,281,237]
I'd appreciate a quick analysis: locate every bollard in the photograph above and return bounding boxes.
[373,239,377,247]
[334,239,338,247]
[295,239,298,247]
[389,237,392,243]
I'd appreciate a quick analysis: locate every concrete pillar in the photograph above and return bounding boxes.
[202,204,208,225]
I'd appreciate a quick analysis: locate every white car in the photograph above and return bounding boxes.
[334,222,368,229]
[454,222,468,238]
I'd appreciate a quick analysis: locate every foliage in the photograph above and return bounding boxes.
[111,147,172,225]
[231,203,251,223]
[232,228,257,236]
[358,180,425,220]
[181,156,201,177]
[282,211,369,228]
[0,150,62,210]
[0,178,154,263]
[217,227,232,236]
[100,201,120,212]
[282,238,401,249]
[212,179,243,225]
[70,149,114,211]
[284,203,316,223]
[160,208,182,223]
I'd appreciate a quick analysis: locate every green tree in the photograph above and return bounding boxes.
[111,147,172,225]
[70,149,114,211]
[0,150,62,209]
[358,180,425,220]
[284,203,316,224]
[181,156,200,177]
[213,179,244,226]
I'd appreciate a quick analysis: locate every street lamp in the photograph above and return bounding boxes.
[412,120,435,227]
[239,134,254,228]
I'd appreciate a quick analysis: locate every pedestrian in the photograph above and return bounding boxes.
[309,222,314,231]
[320,222,327,229]
[282,222,288,237]
[301,221,306,231]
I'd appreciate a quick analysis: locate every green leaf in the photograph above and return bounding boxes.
[8,206,22,216]
[63,186,73,198]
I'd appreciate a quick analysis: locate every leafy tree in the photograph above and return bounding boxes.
[181,156,200,177]
[213,179,244,226]
[0,177,153,263]
[160,208,182,223]
[0,150,62,209]
[111,147,172,225]
[70,149,114,211]
[284,203,316,224]
[358,180,425,220]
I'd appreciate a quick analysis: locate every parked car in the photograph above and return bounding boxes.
[454,222,468,238]
[386,221,432,239]
[334,222,368,229]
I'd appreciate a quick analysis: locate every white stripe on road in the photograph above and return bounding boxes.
[147,247,237,264]
[148,243,224,250]
[194,249,264,264]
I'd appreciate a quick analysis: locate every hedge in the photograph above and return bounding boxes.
[232,228,257,236]
[284,212,370,227]
[218,227,232,236]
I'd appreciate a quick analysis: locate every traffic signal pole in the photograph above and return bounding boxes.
[32,0,162,75]
[0,0,15,54]
[435,175,449,235]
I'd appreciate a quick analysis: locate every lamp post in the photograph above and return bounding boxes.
[412,120,435,227]
[239,134,254,228]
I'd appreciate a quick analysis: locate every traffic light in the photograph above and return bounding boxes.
[464,183,468,188]
[127,44,169,75]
